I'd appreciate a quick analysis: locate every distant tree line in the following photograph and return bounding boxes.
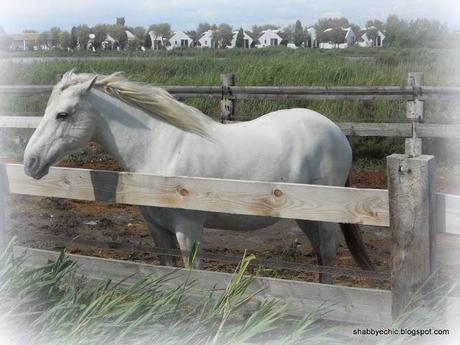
[1,15,458,51]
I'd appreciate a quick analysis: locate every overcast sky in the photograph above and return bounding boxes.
[1,0,459,33]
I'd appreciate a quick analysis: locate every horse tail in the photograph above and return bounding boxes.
[339,175,375,271]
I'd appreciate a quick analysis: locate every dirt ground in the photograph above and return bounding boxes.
[5,158,460,290]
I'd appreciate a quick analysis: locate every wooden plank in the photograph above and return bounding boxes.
[0,116,42,128]
[437,234,460,270]
[437,193,460,235]
[340,122,411,137]
[3,163,390,226]
[229,93,414,101]
[405,73,424,157]
[420,86,460,100]
[1,116,459,139]
[27,233,390,280]
[1,84,458,100]
[339,123,460,138]
[0,85,53,96]
[0,164,7,248]
[0,112,42,117]
[415,124,460,139]
[387,154,436,319]
[230,86,414,95]
[407,72,424,122]
[229,86,415,100]
[14,246,392,326]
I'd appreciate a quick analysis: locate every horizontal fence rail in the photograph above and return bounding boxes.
[2,163,390,226]
[1,85,460,100]
[1,163,458,235]
[26,230,460,278]
[26,233,389,280]
[2,116,460,138]
[0,115,41,128]
[15,246,393,326]
[437,193,460,236]
[339,122,460,138]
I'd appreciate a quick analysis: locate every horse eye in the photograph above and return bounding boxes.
[56,112,69,120]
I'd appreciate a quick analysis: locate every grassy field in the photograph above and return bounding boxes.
[1,47,459,162]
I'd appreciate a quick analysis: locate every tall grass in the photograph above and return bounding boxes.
[0,242,455,345]
[1,49,458,113]
[0,242,333,345]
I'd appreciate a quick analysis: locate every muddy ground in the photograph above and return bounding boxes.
[5,158,460,290]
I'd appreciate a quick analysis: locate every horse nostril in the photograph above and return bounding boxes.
[26,157,39,171]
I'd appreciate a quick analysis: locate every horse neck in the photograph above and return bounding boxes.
[86,89,189,172]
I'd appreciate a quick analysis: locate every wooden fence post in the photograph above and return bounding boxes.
[405,72,424,157]
[387,153,436,319]
[220,74,235,123]
[0,164,7,248]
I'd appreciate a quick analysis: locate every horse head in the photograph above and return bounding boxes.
[24,70,97,179]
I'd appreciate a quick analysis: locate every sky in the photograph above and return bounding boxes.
[0,0,459,33]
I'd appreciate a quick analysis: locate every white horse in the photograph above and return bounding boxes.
[24,70,374,283]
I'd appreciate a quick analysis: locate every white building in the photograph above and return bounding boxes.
[102,34,117,50]
[306,27,318,48]
[343,27,356,47]
[256,29,282,48]
[169,31,192,48]
[358,27,385,47]
[319,27,356,49]
[126,30,136,42]
[228,30,253,48]
[2,33,40,50]
[198,30,218,48]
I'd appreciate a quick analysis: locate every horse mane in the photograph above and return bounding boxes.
[54,70,214,137]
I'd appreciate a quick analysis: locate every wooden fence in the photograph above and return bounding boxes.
[0,161,458,324]
[1,73,460,138]
[0,72,459,325]
[1,115,459,138]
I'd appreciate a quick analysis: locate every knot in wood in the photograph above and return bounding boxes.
[273,189,283,197]
[179,188,189,197]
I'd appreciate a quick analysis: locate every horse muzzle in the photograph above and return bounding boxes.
[24,155,50,180]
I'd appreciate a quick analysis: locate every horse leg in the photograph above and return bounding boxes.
[296,220,337,284]
[173,220,204,270]
[138,206,178,266]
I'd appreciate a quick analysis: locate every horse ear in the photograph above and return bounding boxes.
[80,76,97,94]
[61,68,76,81]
